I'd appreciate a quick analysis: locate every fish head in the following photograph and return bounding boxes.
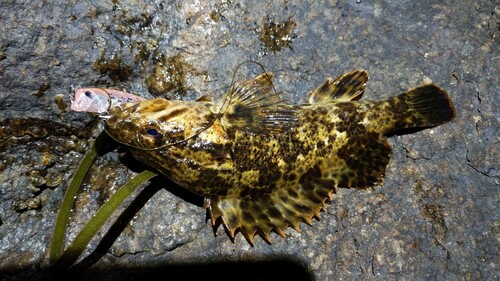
[105,98,216,150]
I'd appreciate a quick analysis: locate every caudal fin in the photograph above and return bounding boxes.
[400,84,456,128]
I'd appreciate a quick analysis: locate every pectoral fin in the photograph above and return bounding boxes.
[206,177,336,245]
[220,73,298,134]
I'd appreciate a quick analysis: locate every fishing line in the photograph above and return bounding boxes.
[104,60,275,150]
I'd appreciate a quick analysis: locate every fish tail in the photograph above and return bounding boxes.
[370,84,456,134]
[400,84,456,127]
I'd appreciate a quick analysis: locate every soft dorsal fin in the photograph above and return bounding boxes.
[307,70,368,104]
[220,73,298,134]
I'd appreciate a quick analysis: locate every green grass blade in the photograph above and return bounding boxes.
[53,169,157,269]
[49,140,98,264]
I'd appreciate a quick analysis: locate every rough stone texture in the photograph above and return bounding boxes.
[0,0,498,280]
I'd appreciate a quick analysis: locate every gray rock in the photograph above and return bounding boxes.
[0,0,497,280]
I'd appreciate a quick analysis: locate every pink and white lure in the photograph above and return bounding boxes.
[71,88,146,114]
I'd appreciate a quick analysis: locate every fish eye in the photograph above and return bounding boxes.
[143,127,162,138]
[84,91,93,98]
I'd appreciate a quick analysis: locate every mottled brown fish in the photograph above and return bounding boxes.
[104,70,455,244]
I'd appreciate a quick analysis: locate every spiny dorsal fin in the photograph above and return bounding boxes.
[221,73,298,134]
[307,70,368,104]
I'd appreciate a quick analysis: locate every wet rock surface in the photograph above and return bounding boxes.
[0,1,497,280]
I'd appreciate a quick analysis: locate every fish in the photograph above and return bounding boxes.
[103,70,456,244]
[71,88,145,114]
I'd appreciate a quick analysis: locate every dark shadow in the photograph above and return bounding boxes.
[117,147,206,208]
[59,130,202,266]
[70,179,164,270]
[63,133,206,271]
[2,134,313,281]
[2,257,313,281]
[70,175,204,271]
[97,132,205,208]
[94,130,121,155]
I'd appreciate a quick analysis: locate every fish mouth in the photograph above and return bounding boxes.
[104,102,138,123]
[104,113,141,148]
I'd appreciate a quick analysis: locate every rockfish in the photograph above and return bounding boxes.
[104,70,456,244]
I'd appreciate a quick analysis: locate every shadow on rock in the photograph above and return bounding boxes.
[3,258,313,281]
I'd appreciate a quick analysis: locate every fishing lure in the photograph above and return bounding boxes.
[71,88,145,114]
[103,70,456,244]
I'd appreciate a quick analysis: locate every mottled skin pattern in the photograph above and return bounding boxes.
[105,70,455,244]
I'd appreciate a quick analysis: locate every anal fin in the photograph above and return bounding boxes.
[206,177,336,245]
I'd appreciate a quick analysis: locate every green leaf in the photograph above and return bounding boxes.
[53,169,157,269]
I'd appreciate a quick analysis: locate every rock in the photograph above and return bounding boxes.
[0,0,497,280]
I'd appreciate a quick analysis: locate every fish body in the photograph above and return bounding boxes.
[71,88,145,114]
[104,70,455,244]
